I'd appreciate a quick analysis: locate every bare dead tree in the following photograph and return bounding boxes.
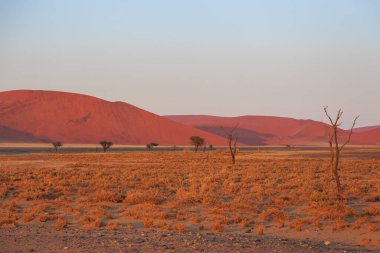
[323,106,359,201]
[222,125,239,165]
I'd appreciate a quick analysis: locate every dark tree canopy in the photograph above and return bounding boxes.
[52,141,62,152]
[190,136,205,152]
[146,142,159,150]
[99,140,113,152]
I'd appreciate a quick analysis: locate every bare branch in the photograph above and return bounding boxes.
[339,115,359,151]
[335,109,343,125]
[323,106,335,126]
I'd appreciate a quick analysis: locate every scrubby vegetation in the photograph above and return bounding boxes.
[0,150,379,247]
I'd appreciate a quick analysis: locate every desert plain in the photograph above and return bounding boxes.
[0,147,379,252]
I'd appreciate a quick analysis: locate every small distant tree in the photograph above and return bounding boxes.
[323,106,359,201]
[209,144,213,150]
[99,140,113,152]
[190,136,205,152]
[146,142,159,150]
[52,141,62,153]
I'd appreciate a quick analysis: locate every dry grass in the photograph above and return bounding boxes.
[56,217,68,228]
[107,220,119,229]
[0,149,379,246]
[211,221,225,232]
[143,218,154,229]
[173,222,185,232]
[256,224,264,235]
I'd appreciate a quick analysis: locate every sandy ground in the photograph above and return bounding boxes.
[1,226,377,253]
[1,150,379,252]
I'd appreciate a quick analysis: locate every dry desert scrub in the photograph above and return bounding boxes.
[0,150,379,245]
[56,217,68,228]
[256,224,265,235]
[211,221,225,232]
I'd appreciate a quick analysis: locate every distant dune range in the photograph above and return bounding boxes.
[0,90,379,146]
[165,115,380,146]
[165,115,329,146]
[353,125,380,133]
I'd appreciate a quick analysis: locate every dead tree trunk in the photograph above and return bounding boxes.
[223,125,239,165]
[324,106,359,201]
[228,133,238,165]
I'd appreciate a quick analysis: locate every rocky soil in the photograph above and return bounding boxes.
[1,226,377,253]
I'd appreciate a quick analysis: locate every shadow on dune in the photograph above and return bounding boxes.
[195,125,273,145]
[0,125,50,142]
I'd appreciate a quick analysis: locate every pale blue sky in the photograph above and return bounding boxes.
[0,0,379,127]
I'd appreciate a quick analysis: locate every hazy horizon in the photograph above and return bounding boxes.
[1,0,379,128]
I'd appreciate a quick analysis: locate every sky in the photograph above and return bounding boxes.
[0,0,379,128]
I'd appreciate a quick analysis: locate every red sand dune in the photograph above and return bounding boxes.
[0,90,227,145]
[351,128,380,145]
[353,125,380,133]
[165,115,331,145]
[165,115,380,146]
[1,90,378,146]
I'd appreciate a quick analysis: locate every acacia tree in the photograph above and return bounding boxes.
[52,141,62,153]
[146,142,159,150]
[190,136,205,152]
[99,140,113,152]
[323,106,359,201]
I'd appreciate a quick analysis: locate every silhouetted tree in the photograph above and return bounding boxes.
[323,106,359,201]
[52,141,62,153]
[190,136,205,152]
[146,142,159,150]
[99,140,113,152]
[224,125,239,165]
